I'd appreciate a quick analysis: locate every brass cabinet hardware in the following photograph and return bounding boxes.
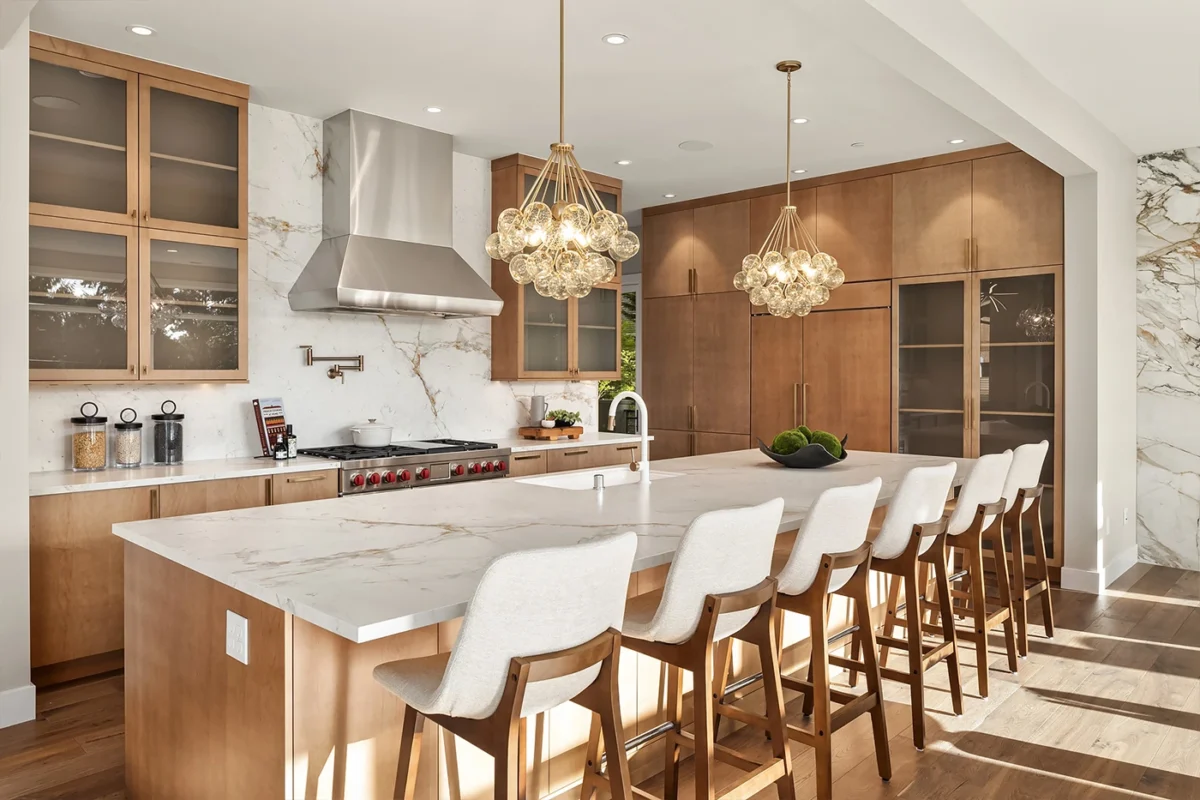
[142,365,148,375]
[563,449,589,456]
[286,474,327,484]
[802,383,809,426]
[793,383,800,427]
[690,432,696,455]
[513,454,543,461]
[142,211,149,222]
[149,487,159,519]
[972,238,979,270]
[616,445,638,451]
[965,238,971,270]
[128,364,135,374]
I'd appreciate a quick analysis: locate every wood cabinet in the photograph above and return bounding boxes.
[508,451,548,477]
[751,315,803,445]
[648,429,692,461]
[816,175,893,282]
[158,476,270,518]
[30,487,153,668]
[643,209,693,298]
[750,190,815,248]
[693,432,751,456]
[692,292,750,434]
[692,200,749,294]
[642,296,694,431]
[892,162,972,277]
[270,469,339,504]
[894,266,1063,564]
[489,155,624,381]
[971,152,1064,271]
[547,444,639,472]
[28,35,249,384]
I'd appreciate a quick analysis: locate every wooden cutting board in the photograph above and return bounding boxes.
[518,426,584,441]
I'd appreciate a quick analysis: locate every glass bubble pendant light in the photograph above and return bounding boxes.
[487,0,639,301]
[733,61,844,318]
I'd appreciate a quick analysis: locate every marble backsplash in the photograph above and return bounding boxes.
[29,105,596,471]
[1136,147,1200,570]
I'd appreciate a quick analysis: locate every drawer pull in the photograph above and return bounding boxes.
[563,449,589,456]
[513,454,543,461]
[616,445,638,451]
[286,474,328,484]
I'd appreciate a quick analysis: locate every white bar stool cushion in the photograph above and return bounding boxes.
[774,479,882,596]
[622,498,785,645]
[870,464,958,561]
[374,532,638,720]
[1000,440,1049,513]
[945,451,1013,536]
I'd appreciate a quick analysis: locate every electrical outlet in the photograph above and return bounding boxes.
[226,610,249,665]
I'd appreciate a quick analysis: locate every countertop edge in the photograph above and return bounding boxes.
[30,457,340,497]
[500,432,653,453]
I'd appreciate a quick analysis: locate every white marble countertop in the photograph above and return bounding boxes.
[491,431,651,453]
[113,449,974,644]
[30,456,339,497]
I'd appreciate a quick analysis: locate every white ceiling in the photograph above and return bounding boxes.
[31,0,1002,211]
[963,0,1200,157]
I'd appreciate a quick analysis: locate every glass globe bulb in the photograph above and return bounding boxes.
[498,207,523,235]
[749,286,769,306]
[610,230,640,261]
[525,202,552,231]
[825,267,846,289]
[747,268,768,288]
[485,232,503,261]
[509,254,533,285]
[733,270,749,291]
[743,253,762,272]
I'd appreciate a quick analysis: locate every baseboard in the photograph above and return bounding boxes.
[1103,545,1140,588]
[1060,566,1101,594]
[0,682,36,729]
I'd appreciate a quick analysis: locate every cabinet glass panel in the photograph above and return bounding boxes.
[146,238,240,371]
[978,272,1056,414]
[898,281,963,345]
[524,285,568,372]
[577,287,618,373]
[897,281,965,457]
[149,88,239,229]
[897,411,963,458]
[30,60,128,214]
[979,414,1056,558]
[29,225,130,371]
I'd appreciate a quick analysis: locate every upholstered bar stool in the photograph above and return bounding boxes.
[936,451,1018,698]
[708,480,890,800]
[999,440,1054,656]
[374,532,639,800]
[580,498,795,800]
[849,464,964,750]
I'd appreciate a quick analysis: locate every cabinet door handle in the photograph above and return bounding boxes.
[142,211,149,222]
[973,239,979,270]
[616,445,638,452]
[150,487,160,519]
[793,383,800,428]
[563,449,589,456]
[802,383,809,427]
[690,432,695,456]
[513,454,543,461]
[286,474,327,484]
[965,238,971,270]
[141,365,148,375]
[129,364,135,375]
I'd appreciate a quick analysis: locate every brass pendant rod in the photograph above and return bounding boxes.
[559,0,566,144]
[759,207,786,258]
[785,69,792,207]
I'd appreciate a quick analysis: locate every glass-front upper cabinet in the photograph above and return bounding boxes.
[29,216,139,381]
[140,77,247,237]
[523,285,570,375]
[576,286,620,376]
[139,230,247,380]
[30,53,137,225]
[895,277,968,457]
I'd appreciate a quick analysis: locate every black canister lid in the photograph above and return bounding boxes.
[70,401,107,424]
[151,399,184,421]
[115,407,142,430]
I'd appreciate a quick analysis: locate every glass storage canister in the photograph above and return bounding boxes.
[71,402,108,472]
[113,407,143,468]
[151,400,184,465]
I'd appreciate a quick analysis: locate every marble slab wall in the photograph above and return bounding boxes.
[1136,147,1200,570]
[29,105,597,471]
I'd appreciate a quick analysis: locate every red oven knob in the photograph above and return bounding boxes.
[469,463,481,474]
[399,470,412,482]
[418,468,430,480]
[368,472,382,485]
[452,464,465,476]
[382,471,396,484]
[481,462,493,473]
[350,474,365,487]
[497,460,507,471]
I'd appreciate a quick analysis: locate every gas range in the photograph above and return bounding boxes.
[297,439,511,496]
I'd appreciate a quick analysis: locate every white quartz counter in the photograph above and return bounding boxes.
[113,449,974,644]
[491,431,650,453]
[30,456,339,497]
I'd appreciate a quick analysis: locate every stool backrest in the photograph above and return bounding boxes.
[776,479,882,596]
[644,497,785,644]
[1000,440,1049,513]
[438,532,638,719]
[871,463,958,561]
[946,451,1013,536]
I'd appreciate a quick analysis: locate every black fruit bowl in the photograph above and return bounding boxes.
[757,436,849,469]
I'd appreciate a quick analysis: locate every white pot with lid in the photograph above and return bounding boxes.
[350,418,394,447]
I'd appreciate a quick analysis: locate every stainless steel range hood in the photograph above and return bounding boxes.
[289,110,503,318]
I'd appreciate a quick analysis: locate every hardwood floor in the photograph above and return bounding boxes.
[1,565,1196,800]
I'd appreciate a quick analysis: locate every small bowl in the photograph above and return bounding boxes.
[540,419,556,429]
[756,436,849,469]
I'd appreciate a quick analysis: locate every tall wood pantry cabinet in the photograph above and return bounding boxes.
[490,154,625,381]
[28,34,249,383]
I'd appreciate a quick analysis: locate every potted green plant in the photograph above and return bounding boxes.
[546,409,582,428]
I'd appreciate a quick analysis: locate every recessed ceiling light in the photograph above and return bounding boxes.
[425,106,442,113]
[32,95,79,110]
[602,33,628,45]
[850,142,865,148]
[615,159,632,166]
[948,138,966,144]
[792,118,809,124]
[792,168,806,174]
[126,25,155,36]
[678,140,713,152]
[167,249,178,253]
[663,193,676,198]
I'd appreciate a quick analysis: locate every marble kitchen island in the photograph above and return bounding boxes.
[115,449,972,800]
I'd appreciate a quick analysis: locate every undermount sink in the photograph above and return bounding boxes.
[517,467,683,491]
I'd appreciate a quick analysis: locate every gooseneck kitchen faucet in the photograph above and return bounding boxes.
[607,391,651,484]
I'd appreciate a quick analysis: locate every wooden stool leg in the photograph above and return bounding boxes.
[579,715,603,800]
[759,611,796,800]
[663,665,683,800]
[810,596,834,799]
[878,574,903,671]
[692,648,716,800]
[1009,514,1030,657]
[967,546,990,698]
[932,548,964,716]
[990,531,1020,675]
[599,689,632,800]
[517,717,528,800]
[1031,504,1055,640]
[394,705,424,800]
[904,570,927,750]
[712,637,732,739]
[853,580,891,781]
[495,718,521,800]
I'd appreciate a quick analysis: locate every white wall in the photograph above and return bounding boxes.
[0,15,36,727]
[29,106,599,470]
